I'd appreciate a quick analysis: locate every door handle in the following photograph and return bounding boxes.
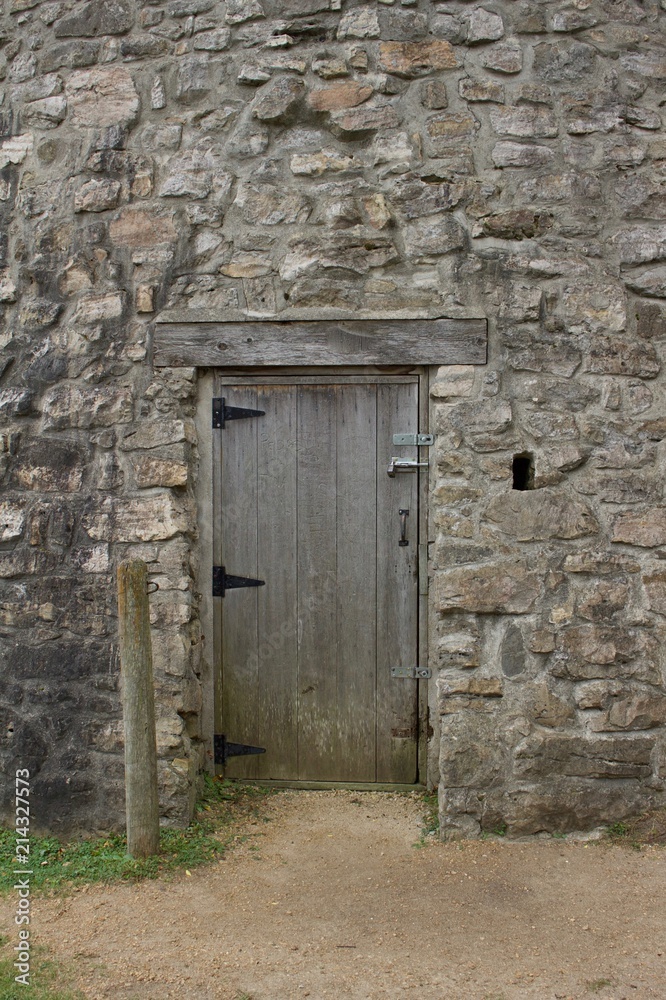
[387,457,428,477]
[399,508,409,547]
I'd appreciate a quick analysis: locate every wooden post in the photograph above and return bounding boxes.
[117,559,160,858]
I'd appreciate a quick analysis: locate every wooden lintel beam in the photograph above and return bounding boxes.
[153,318,488,368]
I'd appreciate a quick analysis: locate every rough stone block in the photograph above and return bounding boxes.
[330,100,401,135]
[490,106,558,138]
[436,561,541,615]
[54,0,134,37]
[562,283,626,334]
[612,508,666,547]
[72,292,124,325]
[337,6,380,39]
[41,40,101,72]
[132,452,189,488]
[0,500,26,542]
[492,141,555,168]
[484,489,598,542]
[459,79,505,103]
[110,207,178,247]
[482,43,523,74]
[21,96,68,128]
[65,67,140,127]
[175,55,211,103]
[378,40,459,78]
[308,81,373,112]
[83,495,195,543]
[403,216,466,258]
[119,419,196,451]
[625,267,666,299]
[585,336,660,378]
[225,0,265,24]
[252,77,305,122]
[42,385,133,430]
[74,178,122,213]
[514,734,653,780]
[467,7,504,44]
[449,399,512,436]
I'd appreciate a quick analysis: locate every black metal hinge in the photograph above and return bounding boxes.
[214,734,266,766]
[213,397,265,428]
[213,565,265,597]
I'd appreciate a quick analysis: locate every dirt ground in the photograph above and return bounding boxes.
[6,790,666,1000]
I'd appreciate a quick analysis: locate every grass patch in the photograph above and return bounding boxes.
[0,948,85,1000]
[415,790,439,846]
[586,978,612,992]
[605,807,666,848]
[0,776,274,896]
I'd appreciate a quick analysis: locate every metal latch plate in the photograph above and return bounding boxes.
[392,433,434,446]
[391,666,432,679]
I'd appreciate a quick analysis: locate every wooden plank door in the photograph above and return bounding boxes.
[215,378,421,783]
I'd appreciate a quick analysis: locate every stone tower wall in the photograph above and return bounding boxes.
[1,0,665,836]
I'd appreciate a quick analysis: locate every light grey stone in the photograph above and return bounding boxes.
[466,8,504,44]
[625,266,666,299]
[492,142,554,168]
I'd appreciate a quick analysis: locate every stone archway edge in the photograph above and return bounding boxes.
[153,312,488,367]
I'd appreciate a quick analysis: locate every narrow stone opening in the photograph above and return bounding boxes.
[512,453,534,491]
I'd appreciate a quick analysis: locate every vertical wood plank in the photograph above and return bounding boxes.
[118,558,160,858]
[255,385,299,778]
[335,384,377,780]
[376,382,420,783]
[296,385,339,780]
[219,386,261,778]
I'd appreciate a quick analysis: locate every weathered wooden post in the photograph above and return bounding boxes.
[117,559,160,858]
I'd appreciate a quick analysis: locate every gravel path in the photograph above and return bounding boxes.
[4,790,666,1000]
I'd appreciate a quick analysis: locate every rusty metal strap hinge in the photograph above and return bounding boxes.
[212,397,265,428]
[214,735,266,766]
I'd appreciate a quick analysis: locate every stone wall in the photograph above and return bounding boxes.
[1,0,665,836]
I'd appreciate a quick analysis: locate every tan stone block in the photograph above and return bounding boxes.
[330,101,401,134]
[612,508,666,547]
[66,66,139,127]
[42,385,133,430]
[484,489,598,542]
[136,285,155,313]
[132,454,189,488]
[220,252,273,278]
[308,81,373,111]
[459,79,505,103]
[528,681,575,728]
[563,551,640,575]
[120,418,196,451]
[379,40,459,78]
[110,207,178,247]
[436,561,541,614]
[430,366,476,399]
[606,692,666,730]
[426,112,479,140]
[529,629,556,653]
[361,193,391,230]
[643,571,666,615]
[83,495,195,542]
[439,676,503,697]
[433,482,483,505]
[290,150,355,176]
